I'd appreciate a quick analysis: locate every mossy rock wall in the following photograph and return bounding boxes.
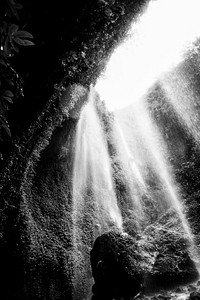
[0,1,155,299]
[0,85,88,300]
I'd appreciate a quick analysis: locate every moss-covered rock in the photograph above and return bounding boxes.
[143,210,199,294]
[90,211,199,299]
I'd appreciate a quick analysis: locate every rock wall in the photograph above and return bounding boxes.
[0,85,89,300]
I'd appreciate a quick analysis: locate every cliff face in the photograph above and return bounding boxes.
[0,1,148,299]
[0,85,87,299]
[2,1,200,299]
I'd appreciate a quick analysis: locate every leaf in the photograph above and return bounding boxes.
[3,96,13,103]
[10,28,34,50]
[8,24,19,36]
[14,30,34,39]
[2,123,11,137]
[0,114,7,123]
[22,39,35,46]
[4,90,14,97]
[10,39,19,53]
[14,37,35,46]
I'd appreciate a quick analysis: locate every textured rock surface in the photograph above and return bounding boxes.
[0,85,89,300]
[90,231,145,300]
[90,212,199,299]
[1,1,200,300]
[0,1,147,298]
[143,215,199,294]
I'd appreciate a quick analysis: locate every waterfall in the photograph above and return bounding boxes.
[70,0,200,295]
[72,85,123,235]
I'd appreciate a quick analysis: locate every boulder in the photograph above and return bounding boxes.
[90,211,199,299]
[90,231,150,300]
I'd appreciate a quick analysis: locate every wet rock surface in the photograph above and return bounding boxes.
[90,213,199,300]
[142,213,199,294]
[90,231,145,299]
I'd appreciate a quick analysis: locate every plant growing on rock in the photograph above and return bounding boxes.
[0,0,34,157]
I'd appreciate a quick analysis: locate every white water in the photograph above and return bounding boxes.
[71,85,123,299]
[129,98,193,239]
[72,85,123,231]
[72,83,196,243]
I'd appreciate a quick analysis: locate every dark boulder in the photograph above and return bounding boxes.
[90,211,199,299]
[90,231,150,300]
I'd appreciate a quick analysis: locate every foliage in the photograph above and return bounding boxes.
[0,0,34,149]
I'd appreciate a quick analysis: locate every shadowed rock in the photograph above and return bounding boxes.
[90,211,199,299]
[143,211,199,294]
[90,231,146,300]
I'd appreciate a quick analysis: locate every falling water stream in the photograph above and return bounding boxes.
[72,85,123,231]
[71,0,200,295]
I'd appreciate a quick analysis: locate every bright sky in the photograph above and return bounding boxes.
[95,0,200,111]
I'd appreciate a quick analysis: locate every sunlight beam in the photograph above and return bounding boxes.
[95,0,200,111]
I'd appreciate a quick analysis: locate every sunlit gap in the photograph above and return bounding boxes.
[95,0,200,111]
